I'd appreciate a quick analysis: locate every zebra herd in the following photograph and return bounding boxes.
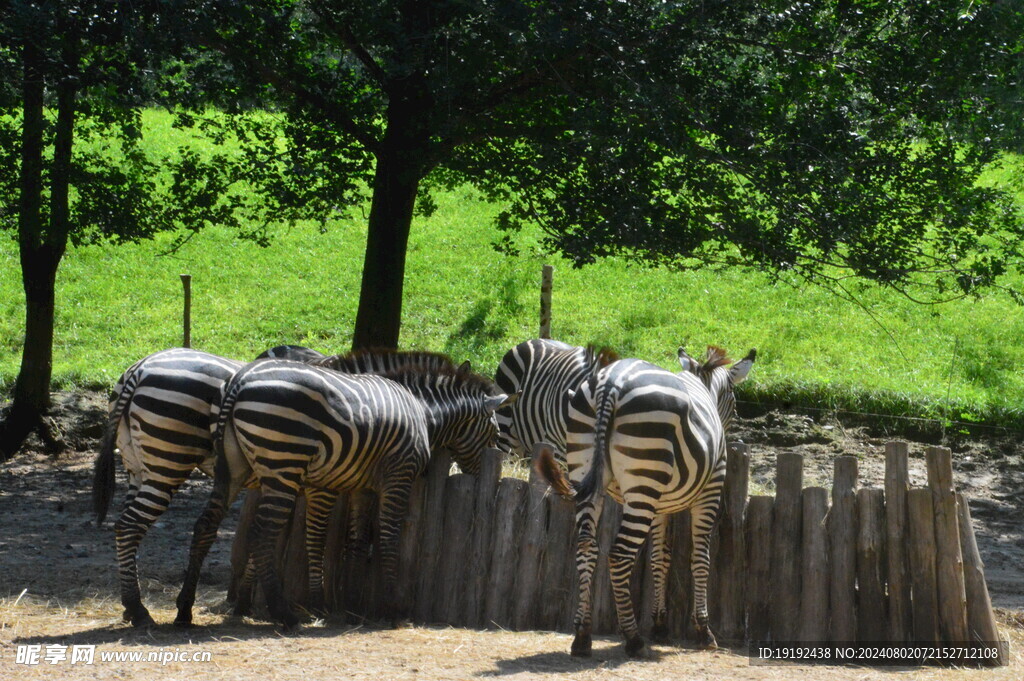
[93,338,755,658]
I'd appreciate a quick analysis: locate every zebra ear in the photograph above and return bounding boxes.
[458,360,472,373]
[677,346,699,373]
[729,348,757,385]
[484,392,518,413]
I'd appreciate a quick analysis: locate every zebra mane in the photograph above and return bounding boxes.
[384,362,501,396]
[584,345,619,372]
[703,346,732,372]
[317,347,458,373]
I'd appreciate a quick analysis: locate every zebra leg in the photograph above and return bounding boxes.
[233,556,256,617]
[115,476,190,627]
[305,487,339,617]
[250,487,300,629]
[570,494,605,657]
[689,495,722,649]
[610,502,657,658]
[648,513,671,643]
[375,475,415,627]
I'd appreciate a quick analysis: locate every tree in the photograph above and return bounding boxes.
[170,0,1023,351]
[0,1,242,460]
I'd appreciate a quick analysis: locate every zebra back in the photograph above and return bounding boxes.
[255,345,327,362]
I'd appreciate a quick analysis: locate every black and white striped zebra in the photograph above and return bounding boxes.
[255,345,327,362]
[92,348,245,627]
[493,339,617,459]
[93,346,459,627]
[174,359,515,629]
[536,346,755,657]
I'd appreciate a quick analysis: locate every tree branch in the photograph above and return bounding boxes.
[307,1,389,89]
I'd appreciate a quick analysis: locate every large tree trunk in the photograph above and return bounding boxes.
[351,124,425,350]
[0,25,76,461]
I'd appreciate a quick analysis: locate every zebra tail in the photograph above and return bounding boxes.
[534,445,574,499]
[210,369,247,481]
[575,380,617,501]
[93,375,137,524]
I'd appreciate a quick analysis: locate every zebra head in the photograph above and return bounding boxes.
[677,346,756,432]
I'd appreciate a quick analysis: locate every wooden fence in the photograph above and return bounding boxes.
[228,441,1007,664]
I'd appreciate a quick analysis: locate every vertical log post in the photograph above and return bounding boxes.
[483,478,528,628]
[541,494,577,632]
[666,510,692,640]
[180,274,191,348]
[714,443,749,642]
[770,452,803,642]
[591,502,622,634]
[927,446,969,643]
[513,466,549,630]
[856,488,886,641]
[745,496,774,643]
[539,265,553,339]
[908,487,941,643]
[829,455,858,643]
[436,474,476,624]
[955,493,1006,666]
[885,441,912,642]
[464,448,503,627]
[413,451,452,622]
[798,486,830,642]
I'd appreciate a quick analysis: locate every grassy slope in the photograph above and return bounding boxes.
[1,112,1022,427]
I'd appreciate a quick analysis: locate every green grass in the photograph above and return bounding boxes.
[2,111,1024,429]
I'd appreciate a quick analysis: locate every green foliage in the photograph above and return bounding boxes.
[2,115,1023,428]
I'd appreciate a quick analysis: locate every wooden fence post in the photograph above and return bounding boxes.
[771,452,803,642]
[956,492,1006,666]
[436,474,477,624]
[180,274,191,348]
[413,451,452,622]
[927,446,969,643]
[714,443,749,642]
[856,488,886,641]
[798,486,830,642]
[540,493,576,632]
[464,448,503,627]
[908,487,941,643]
[829,455,858,642]
[885,441,912,642]
[513,467,549,629]
[745,496,773,643]
[666,510,692,640]
[539,265,553,339]
[483,478,528,628]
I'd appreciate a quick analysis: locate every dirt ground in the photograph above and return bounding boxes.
[0,391,1022,680]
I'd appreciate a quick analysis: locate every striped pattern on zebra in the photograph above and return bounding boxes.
[536,346,755,657]
[493,339,617,458]
[174,359,515,629]
[92,348,244,627]
[255,345,327,362]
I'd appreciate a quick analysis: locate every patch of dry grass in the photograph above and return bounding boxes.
[2,590,1021,681]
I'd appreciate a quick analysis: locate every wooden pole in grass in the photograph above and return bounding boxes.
[539,265,553,339]
[180,274,191,348]
[885,441,912,642]
[829,456,858,643]
[927,446,969,643]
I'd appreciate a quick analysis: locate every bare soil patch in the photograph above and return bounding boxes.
[0,391,1021,680]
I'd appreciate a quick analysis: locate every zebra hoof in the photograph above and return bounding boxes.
[172,616,193,629]
[570,633,593,657]
[131,610,156,629]
[625,636,645,658]
[696,629,718,650]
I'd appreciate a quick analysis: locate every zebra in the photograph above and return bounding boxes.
[174,359,516,629]
[536,346,755,657]
[92,347,245,627]
[493,339,617,459]
[93,346,460,627]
